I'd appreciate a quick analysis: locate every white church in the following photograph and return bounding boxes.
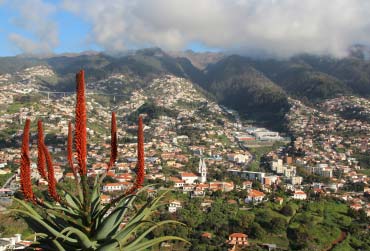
[198,157,207,183]
[180,157,207,184]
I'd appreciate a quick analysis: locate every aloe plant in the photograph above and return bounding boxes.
[14,70,189,251]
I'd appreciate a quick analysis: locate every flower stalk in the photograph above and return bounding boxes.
[126,115,145,194]
[75,70,87,177]
[37,120,47,180]
[107,112,117,171]
[42,143,60,202]
[20,119,34,202]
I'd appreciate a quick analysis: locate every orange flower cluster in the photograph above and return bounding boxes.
[126,116,145,194]
[136,116,145,189]
[67,121,77,178]
[107,112,117,171]
[75,70,87,176]
[42,143,60,202]
[37,120,47,180]
[20,119,34,201]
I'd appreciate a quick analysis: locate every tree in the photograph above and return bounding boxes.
[281,204,294,216]
[270,217,287,233]
[179,204,205,229]
[249,222,266,239]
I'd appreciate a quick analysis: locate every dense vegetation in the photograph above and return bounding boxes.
[202,55,291,130]
[127,101,179,123]
[153,195,370,251]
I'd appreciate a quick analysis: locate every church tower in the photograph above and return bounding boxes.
[198,158,207,183]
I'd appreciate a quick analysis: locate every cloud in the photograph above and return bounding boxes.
[62,0,370,58]
[8,0,58,54]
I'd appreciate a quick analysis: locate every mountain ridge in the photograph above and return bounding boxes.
[1,48,370,130]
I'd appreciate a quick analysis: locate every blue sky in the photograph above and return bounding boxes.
[0,0,369,58]
[0,0,101,56]
[0,0,216,56]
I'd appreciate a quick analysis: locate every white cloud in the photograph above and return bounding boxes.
[61,0,370,58]
[8,0,58,54]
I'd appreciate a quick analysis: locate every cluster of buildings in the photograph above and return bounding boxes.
[279,97,370,214]
[0,72,267,207]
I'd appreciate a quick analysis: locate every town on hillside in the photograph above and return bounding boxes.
[0,67,369,250]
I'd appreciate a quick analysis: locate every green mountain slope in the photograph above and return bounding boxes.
[3,48,370,130]
[249,58,350,101]
[202,55,290,128]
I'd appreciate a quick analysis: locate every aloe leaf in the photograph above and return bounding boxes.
[93,194,136,233]
[42,201,82,218]
[96,240,120,251]
[11,209,78,244]
[125,220,186,247]
[94,204,131,241]
[90,177,102,218]
[125,236,190,251]
[64,191,83,210]
[113,220,154,244]
[61,227,95,249]
[45,210,86,230]
[119,206,151,232]
[13,198,42,219]
[96,194,136,222]
[52,239,67,251]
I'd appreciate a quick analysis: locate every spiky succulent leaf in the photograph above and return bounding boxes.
[61,227,96,249]
[125,236,190,251]
[93,196,135,240]
[11,209,79,244]
[64,191,83,211]
[125,220,186,247]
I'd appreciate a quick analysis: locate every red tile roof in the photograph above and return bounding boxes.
[229,233,247,238]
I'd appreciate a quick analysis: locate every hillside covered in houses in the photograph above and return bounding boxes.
[0,52,369,250]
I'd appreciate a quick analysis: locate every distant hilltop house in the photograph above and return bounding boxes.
[168,200,182,213]
[102,182,133,192]
[292,190,307,200]
[245,189,265,204]
[100,194,111,204]
[227,154,250,164]
[227,233,249,250]
[181,172,199,184]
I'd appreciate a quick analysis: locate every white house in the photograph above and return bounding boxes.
[181,172,199,184]
[168,200,182,213]
[292,190,307,200]
[242,181,253,190]
[103,182,133,192]
[228,154,249,164]
[290,176,303,185]
[245,189,265,204]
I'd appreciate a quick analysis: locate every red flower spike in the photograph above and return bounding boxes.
[75,70,87,176]
[20,119,35,201]
[37,120,47,180]
[42,143,60,202]
[136,116,145,189]
[67,121,77,178]
[107,112,117,172]
[126,116,145,194]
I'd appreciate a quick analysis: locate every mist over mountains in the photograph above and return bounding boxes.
[1,47,370,130]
